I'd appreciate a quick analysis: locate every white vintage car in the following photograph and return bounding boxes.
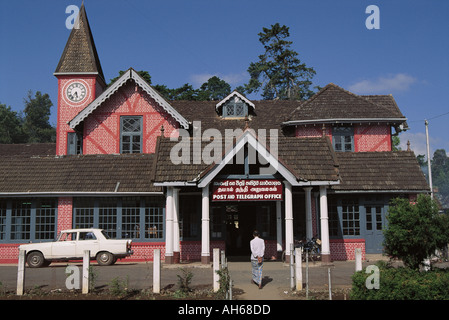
[19,228,133,268]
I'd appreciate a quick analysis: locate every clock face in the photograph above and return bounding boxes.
[66,82,87,103]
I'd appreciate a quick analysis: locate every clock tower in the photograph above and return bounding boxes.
[54,3,106,155]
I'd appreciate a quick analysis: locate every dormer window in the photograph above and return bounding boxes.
[223,97,247,118]
[216,91,255,119]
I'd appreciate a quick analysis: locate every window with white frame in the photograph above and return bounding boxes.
[0,201,7,240]
[333,127,354,152]
[73,197,164,241]
[121,116,142,153]
[222,97,248,118]
[0,199,57,242]
[35,199,57,240]
[341,199,360,236]
[67,132,83,155]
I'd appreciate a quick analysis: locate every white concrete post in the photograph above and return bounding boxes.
[201,184,210,264]
[355,248,362,271]
[153,249,161,293]
[213,248,220,292]
[82,250,90,294]
[304,187,313,240]
[173,188,180,262]
[319,185,331,263]
[276,200,283,254]
[16,250,26,296]
[284,181,294,262]
[165,187,174,264]
[295,247,302,291]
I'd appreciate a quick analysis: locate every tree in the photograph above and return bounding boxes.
[110,70,232,101]
[431,149,449,208]
[154,83,200,101]
[383,194,449,270]
[109,70,152,86]
[198,76,231,101]
[23,91,55,143]
[0,103,26,143]
[416,154,427,167]
[243,23,317,100]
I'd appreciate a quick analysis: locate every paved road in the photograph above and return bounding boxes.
[0,258,363,299]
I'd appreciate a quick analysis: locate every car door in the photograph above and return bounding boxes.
[51,231,77,259]
[76,231,100,257]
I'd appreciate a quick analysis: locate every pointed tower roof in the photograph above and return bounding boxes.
[54,3,105,82]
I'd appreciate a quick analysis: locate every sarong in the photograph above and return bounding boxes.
[251,259,263,285]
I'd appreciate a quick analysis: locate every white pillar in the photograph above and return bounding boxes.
[304,187,313,240]
[173,188,180,263]
[165,187,174,264]
[201,184,210,264]
[82,250,90,294]
[16,250,26,296]
[355,248,362,271]
[213,248,220,292]
[284,181,294,262]
[319,185,331,263]
[276,200,283,254]
[295,247,303,291]
[153,249,161,293]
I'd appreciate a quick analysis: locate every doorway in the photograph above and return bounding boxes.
[213,203,276,256]
[364,204,385,254]
[225,204,257,256]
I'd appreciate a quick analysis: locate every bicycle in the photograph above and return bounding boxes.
[281,237,322,263]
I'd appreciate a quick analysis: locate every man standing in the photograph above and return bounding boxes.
[250,230,265,289]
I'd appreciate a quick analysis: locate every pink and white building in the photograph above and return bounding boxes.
[0,4,429,264]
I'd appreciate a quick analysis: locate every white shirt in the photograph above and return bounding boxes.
[250,236,265,261]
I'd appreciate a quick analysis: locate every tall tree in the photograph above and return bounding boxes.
[198,76,231,101]
[244,23,317,100]
[23,91,55,143]
[0,103,26,143]
[110,70,232,101]
[431,149,449,208]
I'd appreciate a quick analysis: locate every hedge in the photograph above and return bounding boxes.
[351,262,449,300]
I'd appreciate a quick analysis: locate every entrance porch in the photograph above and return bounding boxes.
[163,183,333,264]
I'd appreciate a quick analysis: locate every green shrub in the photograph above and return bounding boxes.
[384,195,449,270]
[351,262,449,300]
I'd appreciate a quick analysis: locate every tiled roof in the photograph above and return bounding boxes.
[54,3,105,81]
[0,154,161,194]
[333,151,429,192]
[152,135,340,183]
[170,99,299,132]
[0,143,56,157]
[285,83,406,123]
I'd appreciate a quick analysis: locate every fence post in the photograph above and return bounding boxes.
[290,243,294,290]
[295,247,302,291]
[16,250,26,296]
[82,250,90,294]
[153,249,161,294]
[213,248,220,293]
[355,248,362,272]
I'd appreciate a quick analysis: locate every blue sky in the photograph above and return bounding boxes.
[1,0,448,158]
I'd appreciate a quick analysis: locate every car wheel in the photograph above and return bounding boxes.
[27,251,45,268]
[96,252,115,266]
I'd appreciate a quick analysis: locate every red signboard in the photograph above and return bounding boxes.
[211,179,283,201]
